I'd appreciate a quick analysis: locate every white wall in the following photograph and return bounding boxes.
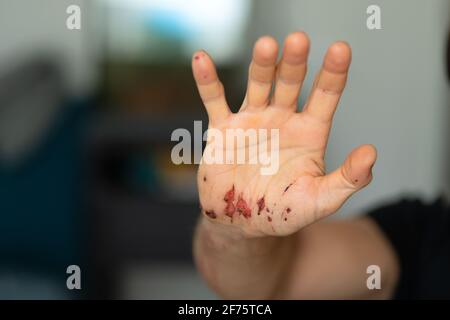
[0,0,99,96]
[249,0,450,215]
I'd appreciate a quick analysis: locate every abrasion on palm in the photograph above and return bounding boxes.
[192,32,377,237]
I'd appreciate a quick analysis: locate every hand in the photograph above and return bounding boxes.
[192,32,376,237]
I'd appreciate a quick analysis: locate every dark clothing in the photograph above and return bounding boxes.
[369,197,450,299]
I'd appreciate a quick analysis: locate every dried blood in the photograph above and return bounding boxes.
[236,197,251,218]
[205,210,216,219]
[257,197,265,215]
[225,202,235,217]
[284,183,293,193]
[224,185,236,217]
[224,185,235,202]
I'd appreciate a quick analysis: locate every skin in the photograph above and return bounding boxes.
[192,32,399,299]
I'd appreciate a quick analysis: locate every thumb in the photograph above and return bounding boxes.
[318,144,377,215]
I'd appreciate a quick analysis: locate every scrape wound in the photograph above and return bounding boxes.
[224,185,235,202]
[225,202,235,217]
[257,197,265,215]
[284,183,293,194]
[205,210,217,219]
[236,197,252,218]
[224,185,236,217]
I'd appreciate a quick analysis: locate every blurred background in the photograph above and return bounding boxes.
[0,0,448,299]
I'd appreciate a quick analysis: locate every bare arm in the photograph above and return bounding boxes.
[194,216,399,299]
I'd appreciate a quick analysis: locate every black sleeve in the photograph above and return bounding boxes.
[367,196,449,299]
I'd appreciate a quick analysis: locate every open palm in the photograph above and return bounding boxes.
[193,32,376,237]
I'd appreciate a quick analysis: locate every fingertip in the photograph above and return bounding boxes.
[346,144,377,187]
[192,50,206,63]
[357,144,377,169]
[253,36,279,66]
[323,41,352,73]
[318,143,376,214]
[285,31,310,49]
[192,50,217,85]
[283,31,310,64]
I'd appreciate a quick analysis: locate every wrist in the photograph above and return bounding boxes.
[196,215,286,257]
[196,216,247,253]
[194,215,296,299]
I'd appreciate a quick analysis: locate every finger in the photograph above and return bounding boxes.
[242,36,278,111]
[303,41,351,122]
[192,50,231,124]
[317,144,377,216]
[272,32,309,110]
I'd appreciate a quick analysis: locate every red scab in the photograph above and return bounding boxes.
[267,216,272,222]
[257,197,265,215]
[224,185,236,218]
[236,197,251,218]
[265,208,270,213]
[286,208,291,213]
[205,210,216,219]
[194,55,200,60]
[284,218,287,221]
[224,185,235,202]
[225,202,235,217]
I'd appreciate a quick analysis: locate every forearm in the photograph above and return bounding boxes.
[194,216,399,300]
[193,216,296,299]
[275,218,400,299]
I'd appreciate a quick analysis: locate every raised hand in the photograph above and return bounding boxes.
[192,32,376,237]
